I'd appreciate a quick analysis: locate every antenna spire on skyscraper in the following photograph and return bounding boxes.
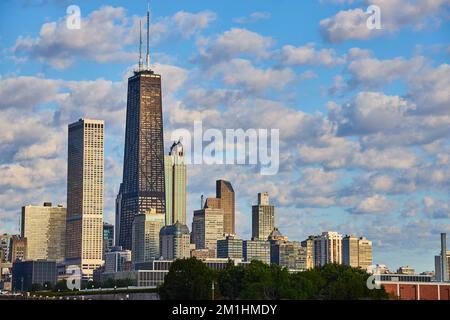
[146,2,151,70]
[139,20,143,71]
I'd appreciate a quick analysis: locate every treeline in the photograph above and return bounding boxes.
[159,258,390,300]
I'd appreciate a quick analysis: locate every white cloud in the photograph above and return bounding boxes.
[280,43,345,66]
[214,59,296,93]
[234,12,271,24]
[13,6,216,68]
[329,91,413,135]
[320,0,450,43]
[424,196,450,219]
[346,56,425,89]
[194,28,274,66]
[351,194,394,214]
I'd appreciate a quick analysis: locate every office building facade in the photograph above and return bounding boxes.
[159,222,191,260]
[104,248,132,274]
[117,68,166,250]
[217,236,243,259]
[342,235,372,269]
[66,119,104,279]
[12,260,57,292]
[252,192,275,240]
[301,236,315,269]
[216,180,235,235]
[103,222,114,256]
[191,207,224,256]
[164,140,186,225]
[271,241,307,270]
[132,208,165,263]
[10,236,27,262]
[22,203,66,263]
[243,240,271,264]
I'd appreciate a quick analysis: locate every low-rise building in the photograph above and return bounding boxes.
[217,235,243,259]
[243,240,270,264]
[12,260,57,292]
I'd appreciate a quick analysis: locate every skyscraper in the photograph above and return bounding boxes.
[132,208,165,264]
[357,236,373,270]
[22,202,66,263]
[191,205,224,257]
[318,231,342,266]
[103,222,114,257]
[342,235,359,267]
[159,222,191,260]
[217,235,243,259]
[252,192,275,240]
[243,240,271,264]
[301,236,315,269]
[164,140,186,225]
[216,180,235,235]
[117,7,166,250]
[66,118,104,279]
[10,236,27,262]
[342,235,372,269]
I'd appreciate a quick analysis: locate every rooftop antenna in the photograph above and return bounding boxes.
[146,2,151,70]
[138,20,143,71]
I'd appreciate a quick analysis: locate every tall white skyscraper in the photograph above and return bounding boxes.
[66,118,104,280]
[164,140,186,225]
[319,231,343,266]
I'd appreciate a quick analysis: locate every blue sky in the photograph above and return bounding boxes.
[0,0,449,272]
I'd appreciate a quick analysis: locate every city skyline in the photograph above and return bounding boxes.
[0,0,449,273]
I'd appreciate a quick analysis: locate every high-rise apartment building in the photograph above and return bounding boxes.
[191,206,224,257]
[159,222,191,260]
[164,140,186,225]
[243,240,271,264]
[342,235,358,267]
[66,119,104,279]
[132,208,165,264]
[318,231,342,266]
[217,235,243,259]
[342,235,373,270]
[117,30,166,249]
[358,237,373,269]
[22,202,66,263]
[252,193,275,240]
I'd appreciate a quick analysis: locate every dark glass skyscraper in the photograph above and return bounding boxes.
[117,69,166,250]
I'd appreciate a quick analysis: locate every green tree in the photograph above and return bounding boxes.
[54,280,68,292]
[315,264,389,300]
[30,283,42,292]
[218,264,244,300]
[159,258,215,300]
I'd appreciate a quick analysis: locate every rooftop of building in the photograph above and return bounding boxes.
[160,221,190,236]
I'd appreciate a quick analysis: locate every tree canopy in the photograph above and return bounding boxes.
[159,259,389,300]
